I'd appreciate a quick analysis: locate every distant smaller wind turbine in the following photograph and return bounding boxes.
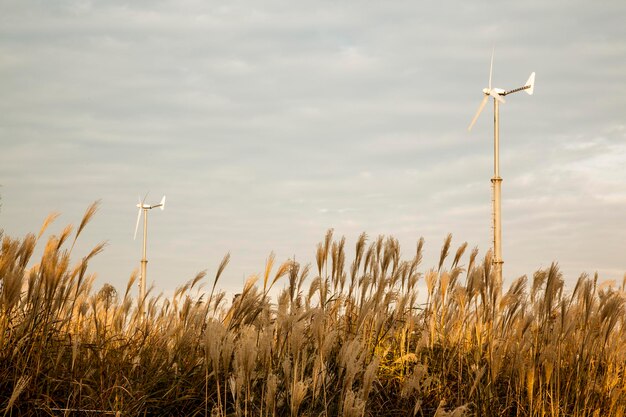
[134,194,166,304]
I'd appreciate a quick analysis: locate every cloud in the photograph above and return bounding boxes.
[1,0,625,295]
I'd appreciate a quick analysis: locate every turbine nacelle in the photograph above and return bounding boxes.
[482,87,506,105]
[136,196,166,210]
[483,87,505,95]
[134,195,166,240]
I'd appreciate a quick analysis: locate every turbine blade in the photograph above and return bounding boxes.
[160,195,166,211]
[489,48,494,90]
[134,207,142,240]
[468,95,489,131]
[489,90,506,104]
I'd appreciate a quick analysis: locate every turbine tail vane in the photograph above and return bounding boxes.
[525,72,535,95]
[503,72,536,96]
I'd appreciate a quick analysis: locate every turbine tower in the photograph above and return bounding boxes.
[134,195,166,304]
[468,51,535,283]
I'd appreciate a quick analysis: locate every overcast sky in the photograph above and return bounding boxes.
[1,0,625,297]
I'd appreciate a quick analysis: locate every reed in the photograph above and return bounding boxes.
[1,205,625,416]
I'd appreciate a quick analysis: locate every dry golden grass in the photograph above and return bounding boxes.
[1,204,625,416]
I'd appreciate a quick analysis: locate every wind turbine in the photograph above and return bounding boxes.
[468,50,535,283]
[134,194,166,304]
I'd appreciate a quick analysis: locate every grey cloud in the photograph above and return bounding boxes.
[1,0,625,295]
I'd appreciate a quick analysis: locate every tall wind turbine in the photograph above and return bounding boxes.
[468,51,535,283]
[134,195,166,303]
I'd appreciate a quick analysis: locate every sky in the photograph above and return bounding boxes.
[1,0,625,298]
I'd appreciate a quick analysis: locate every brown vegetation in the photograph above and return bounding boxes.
[1,202,625,416]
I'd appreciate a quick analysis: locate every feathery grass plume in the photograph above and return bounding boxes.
[323,228,333,265]
[266,259,292,297]
[315,242,324,279]
[543,262,564,317]
[401,238,424,292]
[264,373,278,417]
[70,200,100,252]
[337,237,347,291]
[307,276,321,307]
[287,259,299,305]
[331,241,339,290]
[363,241,375,277]
[296,263,309,303]
[124,271,138,299]
[207,253,230,315]
[0,238,26,314]
[438,233,452,272]
[400,364,431,398]
[3,375,31,416]
[360,356,379,401]
[531,268,547,304]
[37,212,60,241]
[449,243,467,271]
[55,224,74,251]
[354,232,368,273]
[466,246,479,279]
[599,291,624,345]
[234,325,258,415]
[341,389,365,417]
[262,252,276,295]
[190,270,207,291]
[425,269,437,303]
[415,237,425,266]
[15,233,36,269]
[290,380,308,417]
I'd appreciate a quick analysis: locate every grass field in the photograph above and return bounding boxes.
[1,202,625,416]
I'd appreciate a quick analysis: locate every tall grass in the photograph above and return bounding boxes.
[1,204,625,416]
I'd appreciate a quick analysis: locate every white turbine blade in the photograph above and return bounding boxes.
[489,48,494,90]
[468,95,489,131]
[160,195,166,211]
[134,207,142,240]
[489,90,506,104]
[525,72,535,95]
